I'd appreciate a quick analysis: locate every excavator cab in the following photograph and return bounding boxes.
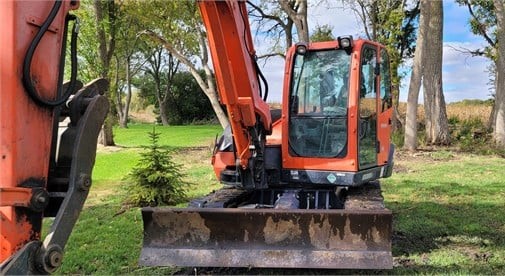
[281,38,394,188]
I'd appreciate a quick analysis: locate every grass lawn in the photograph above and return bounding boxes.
[384,151,505,274]
[51,124,505,275]
[113,123,222,148]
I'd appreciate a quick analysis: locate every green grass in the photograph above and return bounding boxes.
[93,151,141,182]
[383,153,505,274]
[113,124,222,148]
[48,124,505,274]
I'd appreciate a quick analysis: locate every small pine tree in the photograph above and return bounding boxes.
[126,127,188,207]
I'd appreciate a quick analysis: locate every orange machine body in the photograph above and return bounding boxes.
[0,0,78,263]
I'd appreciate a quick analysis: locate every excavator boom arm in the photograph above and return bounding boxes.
[199,0,272,170]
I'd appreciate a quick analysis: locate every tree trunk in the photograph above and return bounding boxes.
[159,99,170,126]
[119,57,133,128]
[158,83,173,126]
[94,0,115,146]
[390,64,401,107]
[422,0,450,145]
[204,87,229,129]
[152,75,170,126]
[113,57,124,124]
[278,0,309,42]
[423,87,433,141]
[202,64,229,129]
[493,0,505,146]
[99,117,115,146]
[404,0,429,151]
[145,49,173,126]
[285,19,294,50]
[292,1,309,42]
[390,65,403,132]
[487,68,497,129]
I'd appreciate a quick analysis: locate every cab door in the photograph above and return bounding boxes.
[358,45,378,169]
[377,48,393,165]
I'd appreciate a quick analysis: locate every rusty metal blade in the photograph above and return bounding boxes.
[140,207,392,269]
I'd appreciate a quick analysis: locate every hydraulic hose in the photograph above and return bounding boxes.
[241,1,269,101]
[254,59,269,102]
[22,0,79,107]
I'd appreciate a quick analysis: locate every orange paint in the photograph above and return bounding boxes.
[212,151,235,180]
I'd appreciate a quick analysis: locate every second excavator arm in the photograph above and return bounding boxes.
[199,0,272,189]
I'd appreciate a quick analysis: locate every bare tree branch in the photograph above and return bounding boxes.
[258,52,286,59]
[247,0,288,29]
[447,44,486,57]
[466,0,496,47]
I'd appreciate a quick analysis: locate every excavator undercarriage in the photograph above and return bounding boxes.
[140,182,392,269]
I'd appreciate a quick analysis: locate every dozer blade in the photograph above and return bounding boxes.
[140,207,392,269]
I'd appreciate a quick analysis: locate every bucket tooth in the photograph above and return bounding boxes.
[140,207,392,269]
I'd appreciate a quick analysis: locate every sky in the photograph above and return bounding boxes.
[255,1,492,104]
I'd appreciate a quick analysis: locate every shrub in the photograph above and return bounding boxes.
[451,117,486,141]
[391,130,404,148]
[125,128,188,207]
[448,117,505,156]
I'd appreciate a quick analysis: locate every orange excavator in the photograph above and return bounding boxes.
[1,0,394,273]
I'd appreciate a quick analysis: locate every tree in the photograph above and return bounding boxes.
[126,128,188,207]
[344,0,419,102]
[130,0,229,129]
[404,0,429,151]
[248,1,293,58]
[310,24,335,42]
[112,4,146,128]
[458,0,505,147]
[164,71,217,125]
[139,46,180,126]
[403,0,449,148]
[248,0,311,59]
[72,0,118,145]
[93,0,118,145]
[455,0,498,129]
[278,0,309,42]
[422,0,449,145]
